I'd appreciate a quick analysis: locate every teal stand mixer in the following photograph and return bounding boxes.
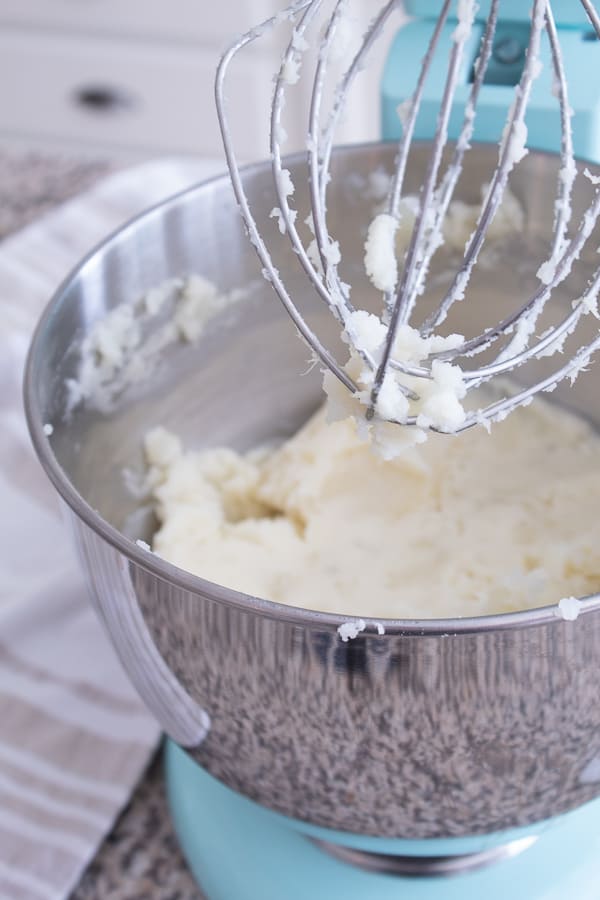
[382,1,600,157]
[163,3,600,898]
[166,742,600,899]
[22,1,600,899]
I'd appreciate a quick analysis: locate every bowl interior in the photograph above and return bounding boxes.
[28,142,600,547]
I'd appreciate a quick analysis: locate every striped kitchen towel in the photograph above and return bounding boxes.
[0,157,222,900]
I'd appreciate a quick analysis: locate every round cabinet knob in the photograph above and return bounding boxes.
[492,36,524,66]
[73,85,137,114]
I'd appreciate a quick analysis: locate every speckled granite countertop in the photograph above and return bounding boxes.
[0,148,202,900]
[0,150,114,241]
[73,755,201,900]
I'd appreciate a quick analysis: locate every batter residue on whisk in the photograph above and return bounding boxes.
[143,398,600,619]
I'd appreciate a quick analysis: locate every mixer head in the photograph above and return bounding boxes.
[216,0,600,438]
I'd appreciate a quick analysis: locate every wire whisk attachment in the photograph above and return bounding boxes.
[216,0,600,444]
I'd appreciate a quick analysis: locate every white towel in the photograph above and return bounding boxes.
[0,158,223,900]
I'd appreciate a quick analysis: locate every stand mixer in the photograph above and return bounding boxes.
[23,2,600,899]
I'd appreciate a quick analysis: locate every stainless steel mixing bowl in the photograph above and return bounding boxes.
[24,143,600,840]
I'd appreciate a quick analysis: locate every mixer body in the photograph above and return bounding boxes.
[383,3,600,161]
[25,143,600,840]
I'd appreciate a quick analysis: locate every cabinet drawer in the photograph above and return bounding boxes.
[0,29,274,157]
[0,0,280,45]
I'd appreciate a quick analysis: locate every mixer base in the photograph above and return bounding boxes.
[165,741,600,900]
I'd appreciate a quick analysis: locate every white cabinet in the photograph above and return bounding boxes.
[0,1,386,159]
[0,29,273,157]
[0,1,283,158]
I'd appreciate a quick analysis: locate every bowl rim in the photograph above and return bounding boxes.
[23,140,600,635]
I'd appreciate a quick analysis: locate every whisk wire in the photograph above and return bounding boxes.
[367,0,479,418]
[408,0,501,336]
[215,0,356,392]
[216,0,600,434]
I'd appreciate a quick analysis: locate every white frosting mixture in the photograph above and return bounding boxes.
[144,399,600,619]
[328,184,526,452]
[67,275,247,413]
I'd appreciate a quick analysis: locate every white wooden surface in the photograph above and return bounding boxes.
[0,0,278,44]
